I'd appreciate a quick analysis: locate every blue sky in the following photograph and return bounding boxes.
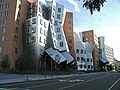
[55,0,120,61]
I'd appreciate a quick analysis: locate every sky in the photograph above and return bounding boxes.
[54,0,120,61]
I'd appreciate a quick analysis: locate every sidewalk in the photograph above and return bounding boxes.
[0,74,77,85]
[0,72,105,85]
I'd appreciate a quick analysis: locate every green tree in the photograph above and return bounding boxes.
[1,55,10,70]
[80,0,107,14]
[15,54,35,71]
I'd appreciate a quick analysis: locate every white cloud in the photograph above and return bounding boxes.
[67,0,80,12]
[95,25,120,61]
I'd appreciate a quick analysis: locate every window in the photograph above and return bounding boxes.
[1,36,5,41]
[44,22,47,28]
[39,37,42,43]
[17,19,19,25]
[0,46,2,53]
[57,27,60,32]
[84,65,86,68]
[80,65,82,68]
[68,33,72,37]
[77,57,79,61]
[81,57,84,62]
[68,15,71,19]
[44,30,47,36]
[68,21,71,25]
[4,19,7,24]
[32,27,36,33]
[0,20,1,24]
[6,3,9,8]
[19,4,21,9]
[0,12,2,17]
[58,34,61,40]
[0,4,3,9]
[88,65,90,69]
[14,35,18,42]
[40,19,43,25]
[89,33,91,35]
[2,26,6,33]
[69,39,72,43]
[60,42,63,47]
[68,27,71,31]
[39,7,42,12]
[31,36,36,42]
[16,27,19,33]
[40,28,43,34]
[86,33,88,36]
[15,48,18,54]
[5,11,8,16]
[18,12,20,17]
[87,58,89,62]
[89,37,92,40]
[58,8,61,12]
[84,50,86,54]
[91,59,93,62]
[57,14,60,19]
[27,20,30,26]
[86,37,88,40]
[81,49,83,54]
[32,18,36,24]
[54,20,58,26]
[44,39,46,44]
[1,0,4,2]
[76,49,79,53]
[69,46,72,50]
[91,65,93,69]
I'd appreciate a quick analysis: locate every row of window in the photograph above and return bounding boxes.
[83,32,92,36]
[0,11,8,17]
[0,3,9,10]
[26,36,36,43]
[79,65,93,69]
[77,57,93,62]
[0,19,7,24]
[26,27,36,35]
[0,0,9,2]
[76,49,86,54]
[0,46,18,54]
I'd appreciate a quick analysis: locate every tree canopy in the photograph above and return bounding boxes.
[80,0,107,14]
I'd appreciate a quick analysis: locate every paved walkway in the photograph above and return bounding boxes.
[0,72,104,85]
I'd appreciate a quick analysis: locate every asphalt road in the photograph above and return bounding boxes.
[0,72,120,90]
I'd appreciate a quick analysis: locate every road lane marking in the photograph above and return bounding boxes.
[57,73,114,90]
[108,78,120,90]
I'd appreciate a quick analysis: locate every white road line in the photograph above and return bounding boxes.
[108,78,120,90]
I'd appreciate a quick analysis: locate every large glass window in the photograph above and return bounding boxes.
[16,27,19,33]
[69,46,72,50]
[0,12,2,17]
[68,33,72,37]
[57,27,60,32]
[58,8,61,12]
[68,15,71,19]
[2,26,6,33]
[68,21,71,25]
[15,48,18,54]
[60,42,63,47]
[1,0,4,2]
[1,36,5,41]
[17,19,19,25]
[69,39,72,43]
[76,49,79,53]
[58,34,61,40]
[0,4,3,9]
[0,46,2,53]
[5,11,8,16]
[68,27,71,31]
[4,19,7,24]
[6,3,9,8]
[77,57,79,61]
[57,14,60,19]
